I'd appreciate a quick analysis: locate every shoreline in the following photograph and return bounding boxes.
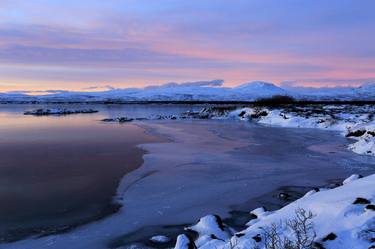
[2,100,375,105]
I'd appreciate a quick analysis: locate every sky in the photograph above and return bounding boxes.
[0,0,375,92]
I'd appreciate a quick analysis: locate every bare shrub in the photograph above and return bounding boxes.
[262,208,316,249]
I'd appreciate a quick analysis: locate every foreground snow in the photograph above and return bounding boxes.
[197,105,375,157]
[174,174,375,249]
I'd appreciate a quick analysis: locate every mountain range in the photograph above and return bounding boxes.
[1,80,375,102]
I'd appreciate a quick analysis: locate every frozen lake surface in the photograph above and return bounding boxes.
[0,104,374,249]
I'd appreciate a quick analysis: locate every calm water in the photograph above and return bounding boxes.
[0,104,200,241]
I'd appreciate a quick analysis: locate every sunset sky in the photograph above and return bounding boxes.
[1,0,375,92]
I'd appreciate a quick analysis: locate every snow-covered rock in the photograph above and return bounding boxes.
[174,234,197,249]
[349,136,375,156]
[149,235,171,243]
[186,215,234,241]
[343,174,363,185]
[24,108,98,116]
[173,174,375,249]
[101,117,134,123]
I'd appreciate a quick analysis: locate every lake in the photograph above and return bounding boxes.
[0,104,374,249]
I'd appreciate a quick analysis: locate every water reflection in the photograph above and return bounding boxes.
[0,107,161,241]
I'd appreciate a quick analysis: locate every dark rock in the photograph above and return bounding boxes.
[101,117,134,123]
[249,213,258,220]
[365,204,375,211]
[238,111,246,117]
[312,242,326,249]
[24,108,98,116]
[278,192,291,200]
[101,118,115,122]
[117,117,134,123]
[322,233,337,241]
[210,234,224,241]
[252,234,262,242]
[346,130,366,137]
[250,110,268,119]
[213,215,225,231]
[235,233,245,238]
[353,198,371,205]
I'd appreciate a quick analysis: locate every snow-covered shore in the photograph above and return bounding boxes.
[196,105,375,157]
[173,174,375,249]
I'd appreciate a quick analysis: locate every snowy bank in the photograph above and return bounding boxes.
[24,108,98,116]
[174,174,375,249]
[198,105,375,157]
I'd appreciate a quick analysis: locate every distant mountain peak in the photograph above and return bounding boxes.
[236,81,279,89]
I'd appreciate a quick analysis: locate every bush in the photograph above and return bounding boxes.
[261,208,316,249]
[255,95,296,106]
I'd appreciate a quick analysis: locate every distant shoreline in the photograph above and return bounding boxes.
[2,100,375,105]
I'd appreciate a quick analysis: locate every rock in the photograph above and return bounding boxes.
[197,107,235,119]
[174,234,196,249]
[235,233,245,238]
[250,207,268,218]
[365,204,375,211]
[343,174,363,185]
[149,235,171,243]
[118,117,134,123]
[303,189,318,198]
[250,110,268,119]
[322,232,337,241]
[187,215,233,240]
[313,242,326,249]
[353,197,371,205]
[238,111,246,117]
[24,108,98,116]
[278,192,291,200]
[101,117,134,123]
[101,118,115,122]
[346,130,366,137]
[252,234,262,242]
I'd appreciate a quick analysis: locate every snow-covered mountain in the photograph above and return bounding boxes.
[1,80,375,102]
[234,81,286,95]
